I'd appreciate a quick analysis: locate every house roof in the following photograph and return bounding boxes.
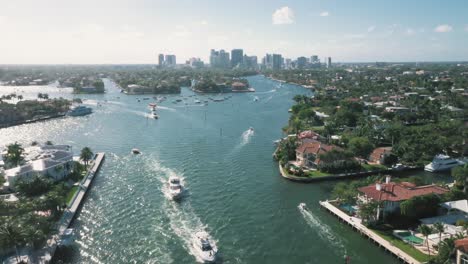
[369,147,392,162]
[455,238,468,253]
[441,200,468,214]
[297,130,321,140]
[358,182,449,202]
[296,141,336,155]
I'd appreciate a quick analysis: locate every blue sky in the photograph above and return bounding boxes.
[0,0,467,63]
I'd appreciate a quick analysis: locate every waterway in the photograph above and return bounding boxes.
[0,75,449,263]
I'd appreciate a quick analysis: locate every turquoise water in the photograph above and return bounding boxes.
[0,75,425,263]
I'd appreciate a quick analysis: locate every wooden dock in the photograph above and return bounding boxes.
[319,200,421,264]
[29,152,106,264]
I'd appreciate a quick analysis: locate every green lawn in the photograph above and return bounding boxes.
[362,164,389,171]
[306,170,331,178]
[371,229,432,262]
[66,186,79,206]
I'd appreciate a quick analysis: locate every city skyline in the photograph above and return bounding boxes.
[0,0,468,64]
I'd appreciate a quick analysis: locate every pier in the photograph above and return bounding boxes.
[319,200,421,264]
[29,152,106,264]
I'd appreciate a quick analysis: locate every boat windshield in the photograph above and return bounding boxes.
[170,185,180,190]
[202,243,212,251]
[170,179,180,184]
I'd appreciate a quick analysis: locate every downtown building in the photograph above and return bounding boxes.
[231,49,244,68]
[210,49,230,69]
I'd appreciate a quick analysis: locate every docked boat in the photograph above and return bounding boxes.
[192,231,218,263]
[67,105,92,116]
[424,154,465,172]
[168,176,183,200]
[131,148,141,155]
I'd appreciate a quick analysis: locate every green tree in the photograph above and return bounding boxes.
[0,218,26,263]
[80,147,94,168]
[4,142,25,167]
[452,164,468,193]
[348,137,374,159]
[418,224,433,256]
[433,222,445,245]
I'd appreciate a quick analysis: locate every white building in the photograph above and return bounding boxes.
[2,145,74,190]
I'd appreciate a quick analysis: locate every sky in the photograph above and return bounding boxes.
[0,0,468,64]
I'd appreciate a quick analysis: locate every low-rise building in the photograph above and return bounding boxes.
[2,145,74,190]
[357,176,449,219]
[455,238,468,264]
[368,147,392,165]
[295,141,338,169]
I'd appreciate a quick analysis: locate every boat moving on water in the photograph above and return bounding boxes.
[298,203,308,211]
[168,176,184,200]
[424,154,466,172]
[67,105,92,116]
[192,231,218,263]
[131,148,141,155]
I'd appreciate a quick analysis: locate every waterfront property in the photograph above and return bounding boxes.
[455,238,468,264]
[357,176,449,220]
[368,147,393,165]
[294,140,338,169]
[2,145,74,190]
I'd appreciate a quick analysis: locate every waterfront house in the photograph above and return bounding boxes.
[295,141,338,169]
[357,176,449,219]
[2,145,74,190]
[455,238,468,264]
[368,147,392,165]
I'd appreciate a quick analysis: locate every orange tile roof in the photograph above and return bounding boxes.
[358,182,448,202]
[455,238,468,253]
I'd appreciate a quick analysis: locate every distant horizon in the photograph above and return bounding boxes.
[1,0,467,64]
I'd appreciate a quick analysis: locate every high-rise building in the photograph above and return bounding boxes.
[311,55,319,63]
[243,55,258,69]
[326,57,332,68]
[187,58,204,68]
[231,49,244,68]
[165,55,176,67]
[285,58,292,69]
[210,49,230,69]
[297,57,307,69]
[158,54,164,66]
[272,54,282,70]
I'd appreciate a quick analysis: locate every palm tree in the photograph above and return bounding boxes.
[0,219,26,263]
[433,222,445,245]
[418,224,433,256]
[5,142,24,167]
[80,147,93,168]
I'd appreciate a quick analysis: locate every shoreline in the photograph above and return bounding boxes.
[0,114,66,129]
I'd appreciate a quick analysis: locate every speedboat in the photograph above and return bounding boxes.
[298,203,308,210]
[253,96,259,102]
[168,176,183,200]
[149,111,159,119]
[424,154,465,172]
[248,127,254,132]
[194,99,201,104]
[192,231,217,263]
[67,105,92,116]
[131,148,141,155]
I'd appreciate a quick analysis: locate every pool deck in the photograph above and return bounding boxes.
[28,152,106,264]
[319,200,422,264]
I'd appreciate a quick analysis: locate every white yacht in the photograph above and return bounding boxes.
[168,176,183,200]
[192,231,218,263]
[424,154,465,172]
[67,105,92,116]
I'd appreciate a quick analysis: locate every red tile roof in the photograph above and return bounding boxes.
[296,141,337,155]
[369,147,392,163]
[455,238,468,253]
[298,130,321,140]
[358,182,448,202]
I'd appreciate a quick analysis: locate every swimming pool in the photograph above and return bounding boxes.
[393,231,424,245]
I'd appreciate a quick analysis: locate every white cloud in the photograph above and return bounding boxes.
[367,26,376,33]
[434,24,453,33]
[200,20,208,25]
[272,6,294,25]
[319,11,330,17]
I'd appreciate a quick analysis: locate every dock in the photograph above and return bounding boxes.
[319,200,421,264]
[29,152,106,264]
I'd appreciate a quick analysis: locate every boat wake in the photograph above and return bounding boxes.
[148,161,216,263]
[157,105,177,112]
[240,128,254,146]
[298,204,345,254]
[255,89,277,94]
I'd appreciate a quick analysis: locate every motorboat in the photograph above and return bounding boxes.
[149,110,159,119]
[168,176,183,200]
[424,154,465,172]
[131,148,141,155]
[392,163,407,171]
[192,231,218,263]
[253,96,259,102]
[67,105,92,116]
[194,99,201,104]
[298,203,307,210]
[248,127,254,132]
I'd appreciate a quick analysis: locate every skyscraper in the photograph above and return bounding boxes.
[272,54,282,70]
[209,49,230,69]
[165,55,176,67]
[311,55,319,63]
[296,57,307,69]
[231,49,244,68]
[326,57,332,68]
[158,54,164,66]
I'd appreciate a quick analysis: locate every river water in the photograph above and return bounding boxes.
[1,75,441,264]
